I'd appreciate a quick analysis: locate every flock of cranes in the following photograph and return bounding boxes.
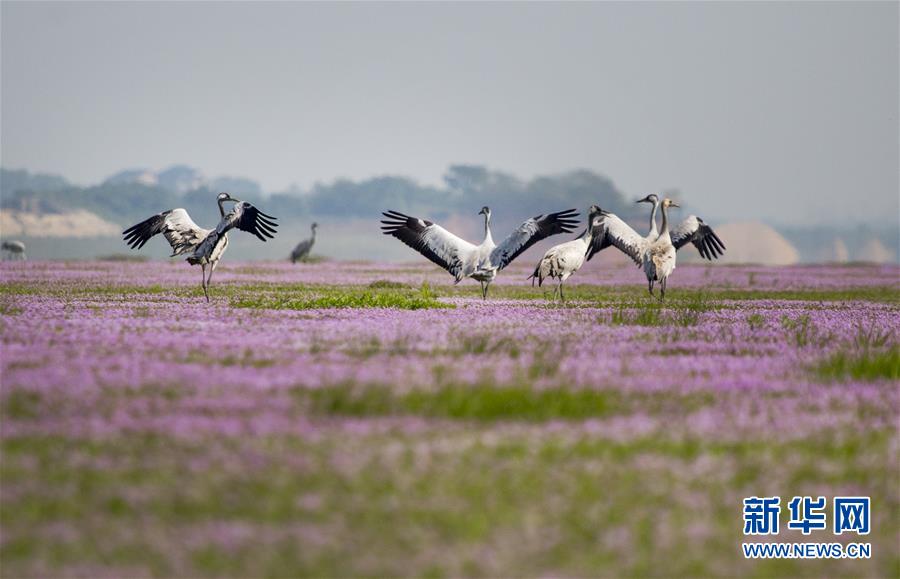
[119,191,725,302]
[382,195,725,301]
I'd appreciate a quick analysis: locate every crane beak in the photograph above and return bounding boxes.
[670,202,680,208]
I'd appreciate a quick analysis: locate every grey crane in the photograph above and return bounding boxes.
[1,240,26,261]
[586,194,726,299]
[290,222,318,263]
[588,199,684,299]
[528,205,604,301]
[123,192,278,301]
[381,206,579,299]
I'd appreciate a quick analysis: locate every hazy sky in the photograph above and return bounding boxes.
[2,1,897,226]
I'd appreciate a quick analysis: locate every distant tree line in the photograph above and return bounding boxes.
[1,165,638,229]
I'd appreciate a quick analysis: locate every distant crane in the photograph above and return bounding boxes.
[290,222,318,263]
[590,199,686,299]
[1,240,26,261]
[123,192,278,301]
[528,205,603,301]
[381,206,579,299]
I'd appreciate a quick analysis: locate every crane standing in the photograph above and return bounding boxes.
[528,205,603,301]
[290,223,318,263]
[1,241,26,261]
[589,199,690,299]
[123,192,278,301]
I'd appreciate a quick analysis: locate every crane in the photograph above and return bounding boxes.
[123,192,277,301]
[589,199,685,299]
[381,206,578,299]
[1,241,26,261]
[290,222,318,263]
[528,205,603,301]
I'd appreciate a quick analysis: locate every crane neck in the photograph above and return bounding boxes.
[581,213,600,243]
[648,200,659,238]
[482,213,493,245]
[217,199,227,218]
[659,204,672,242]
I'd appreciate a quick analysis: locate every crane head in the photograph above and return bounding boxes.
[636,194,659,205]
[662,198,680,209]
[217,192,237,203]
[478,206,491,217]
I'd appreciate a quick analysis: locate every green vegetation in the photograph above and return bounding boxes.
[609,293,712,327]
[781,314,835,348]
[0,299,22,316]
[3,390,43,420]
[367,279,410,289]
[296,383,714,421]
[2,429,895,577]
[746,313,765,331]
[1,279,898,306]
[815,347,900,381]
[231,284,450,311]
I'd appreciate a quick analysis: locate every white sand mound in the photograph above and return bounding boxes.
[699,222,799,265]
[830,238,850,263]
[856,238,895,264]
[0,209,120,238]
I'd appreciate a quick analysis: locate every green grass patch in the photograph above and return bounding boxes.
[367,279,410,289]
[815,347,900,381]
[3,390,43,420]
[233,291,449,311]
[609,293,712,327]
[297,383,713,421]
[231,283,450,311]
[746,313,765,331]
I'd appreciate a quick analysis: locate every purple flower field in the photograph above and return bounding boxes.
[1,260,898,577]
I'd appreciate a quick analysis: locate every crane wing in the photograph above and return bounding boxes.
[123,208,210,256]
[219,202,278,241]
[380,210,476,281]
[670,215,726,260]
[586,212,646,265]
[490,209,579,271]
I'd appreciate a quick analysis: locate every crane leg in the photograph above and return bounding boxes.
[648,279,655,296]
[558,281,565,302]
[206,262,218,300]
[660,278,666,301]
[482,282,491,300]
[201,264,209,302]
